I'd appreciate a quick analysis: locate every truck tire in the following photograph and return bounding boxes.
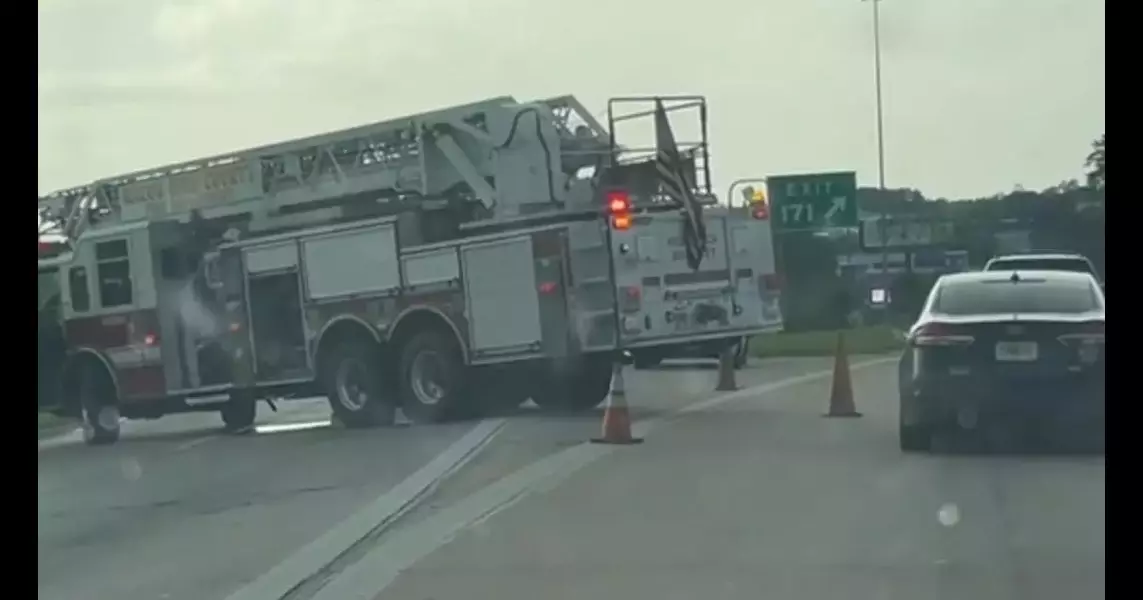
[471,365,530,416]
[398,329,469,423]
[322,339,395,428]
[221,393,257,434]
[530,354,613,412]
[76,365,120,446]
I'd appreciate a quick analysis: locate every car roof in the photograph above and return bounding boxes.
[987,253,1090,262]
[938,269,1099,286]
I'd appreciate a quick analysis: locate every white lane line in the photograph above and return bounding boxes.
[313,356,898,600]
[223,417,506,600]
[256,420,332,434]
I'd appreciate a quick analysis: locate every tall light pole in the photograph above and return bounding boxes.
[865,0,892,316]
[868,0,886,190]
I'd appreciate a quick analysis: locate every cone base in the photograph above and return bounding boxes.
[715,384,739,392]
[590,437,645,445]
[822,411,863,418]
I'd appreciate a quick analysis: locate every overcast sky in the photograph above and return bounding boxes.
[38,0,1104,200]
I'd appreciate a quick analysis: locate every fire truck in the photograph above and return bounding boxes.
[38,232,71,415]
[40,94,783,445]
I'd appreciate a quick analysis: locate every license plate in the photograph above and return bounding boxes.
[995,341,1038,362]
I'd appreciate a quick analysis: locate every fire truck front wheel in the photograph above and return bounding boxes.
[321,339,395,428]
[220,393,257,434]
[398,329,468,423]
[73,364,121,446]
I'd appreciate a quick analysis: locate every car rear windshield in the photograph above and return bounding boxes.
[932,278,1102,315]
[986,258,1094,274]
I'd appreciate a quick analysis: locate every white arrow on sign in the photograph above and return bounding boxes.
[824,196,847,221]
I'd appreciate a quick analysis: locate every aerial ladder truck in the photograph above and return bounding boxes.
[39,94,784,445]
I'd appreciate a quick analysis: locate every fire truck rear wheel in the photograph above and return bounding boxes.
[76,365,120,446]
[398,330,468,423]
[322,340,395,428]
[529,354,612,412]
[470,365,529,416]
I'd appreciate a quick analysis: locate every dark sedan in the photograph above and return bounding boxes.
[897,270,1104,452]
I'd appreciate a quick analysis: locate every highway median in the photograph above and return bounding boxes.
[749,325,905,358]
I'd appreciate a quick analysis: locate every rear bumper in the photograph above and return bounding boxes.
[641,338,740,360]
[912,373,1104,425]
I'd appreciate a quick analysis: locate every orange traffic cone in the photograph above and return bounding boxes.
[823,331,862,418]
[591,362,644,445]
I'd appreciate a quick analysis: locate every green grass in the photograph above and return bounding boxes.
[749,325,905,358]
[38,412,76,438]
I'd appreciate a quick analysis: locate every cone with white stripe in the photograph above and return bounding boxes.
[591,361,644,445]
[824,331,862,418]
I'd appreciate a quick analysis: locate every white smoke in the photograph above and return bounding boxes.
[174,281,221,339]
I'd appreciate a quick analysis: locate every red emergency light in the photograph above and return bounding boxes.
[605,189,633,230]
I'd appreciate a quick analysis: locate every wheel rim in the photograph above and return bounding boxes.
[335,359,370,411]
[410,350,448,406]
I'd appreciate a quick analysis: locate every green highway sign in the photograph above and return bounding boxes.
[765,171,858,232]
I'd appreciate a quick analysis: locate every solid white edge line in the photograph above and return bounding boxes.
[312,356,898,600]
[223,417,506,600]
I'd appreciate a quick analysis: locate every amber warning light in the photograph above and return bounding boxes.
[748,188,769,220]
[606,190,633,230]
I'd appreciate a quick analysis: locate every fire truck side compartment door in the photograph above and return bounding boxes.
[301,224,400,300]
[461,235,542,359]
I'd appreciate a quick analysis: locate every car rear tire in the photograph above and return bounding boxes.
[898,387,932,452]
[899,423,933,453]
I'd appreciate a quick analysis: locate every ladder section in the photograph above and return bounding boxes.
[40,94,638,239]
[101,96,520,227]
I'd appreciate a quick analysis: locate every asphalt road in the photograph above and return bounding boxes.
[38,359,788,600]
[37,397,481,600]
[315,358,1103,600]
[38,356,1104,600]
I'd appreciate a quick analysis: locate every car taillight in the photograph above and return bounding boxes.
[1057,320,1104,343]
[1058,321,1104,363]
[910,322,975,347]
[605,189,633,231]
